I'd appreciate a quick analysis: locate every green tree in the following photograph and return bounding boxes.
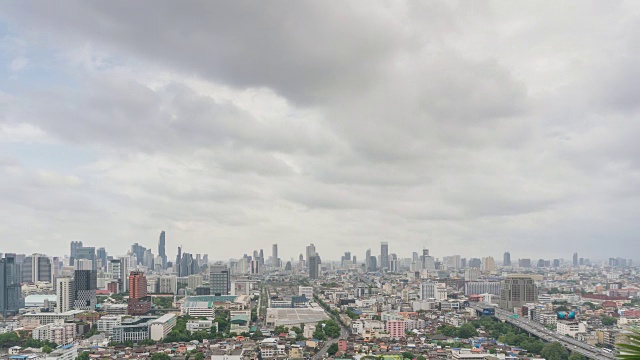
[601,316,617,326]
[42,345,53,354]
[252,330,263,339]
[402,351,415,359]
[274,325,289,334]
[457,323,478,339]
[618,327,640,360]
[568,353,585,360]
[0,332,20,348]
[541,342,569,360]
[313,325,327,340]
[417,356,426,360]
[327,343,339,356]
[77,352,90,360]
[151,353,171,360]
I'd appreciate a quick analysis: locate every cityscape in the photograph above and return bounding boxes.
[2,1,640,360]
[0,234,638,359]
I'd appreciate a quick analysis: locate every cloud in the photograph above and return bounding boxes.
[0,1,639,261]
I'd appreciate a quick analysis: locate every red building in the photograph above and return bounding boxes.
[127,270,151,315]
[338,339,347,352]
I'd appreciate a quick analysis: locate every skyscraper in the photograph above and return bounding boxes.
[131,243,146,265]
[308,254,321,279]
[272,243,278,268]
[210,265,230,295]
[128,270,151,315]
[158,231,167,269]
[69,241,83,266]
[56,277,74,313]
[96,248,107,271]
[482,256,495,274]
[573,253,578,267]
[0,254,21,317]
[22,254,52,283]
[503,251,511,266]
[176,246,182,276]
[380,242,389,270]
[73,270,97,310]
[499,274,538,310]
[365,249,371,272]
[75,247,96,271]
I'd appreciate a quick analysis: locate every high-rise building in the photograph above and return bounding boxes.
[308,254,321,279]
[368,256,377,272]
[210,265,230,295]
[481,256,495,274]
[73,270,97,310]
[503,251,511,267]
[518,258,531,268]
[75,247,96,271]
[272,243,279,268]
[421,249,435,271]
[180,253,196,277]
[0,254,21,317]
[22,254,52,284]
[69,241,83,266]
[176,246,182,276]
[553,259,560,268]
[158,231,167,270]
[380,242,389,270]
[96,248,107,271]
[365,249,371,272]
[499,274,538,310]
[131,243,146,265]
[250,259,261,275]
[127,270,151,315]
[468,258,482,268]
[573,253,579,267]
[56,277,74,313]
[143,249,154,270]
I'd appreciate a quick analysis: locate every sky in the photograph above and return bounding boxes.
[0,1,639,263]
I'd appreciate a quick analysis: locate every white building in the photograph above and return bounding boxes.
[149,313,177,341]
[188,275,203,290]
[96,315,122,335]
[556,321,586,338]
[55,277,74,313]
[186,319,216,333]
[419,281,447,301]
[32,322,75,346]
[159,275,178,294]
[298,286,313,299]
[43,344,77,360]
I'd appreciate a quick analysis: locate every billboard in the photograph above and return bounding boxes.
[557,311,576,319]
[483,308,495,316]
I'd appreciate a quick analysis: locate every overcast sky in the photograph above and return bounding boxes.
[0,1,639,263]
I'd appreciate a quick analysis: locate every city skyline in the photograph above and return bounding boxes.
[1,3,640,259]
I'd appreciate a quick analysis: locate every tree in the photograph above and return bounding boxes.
[402,351,415,359]
[541,342,569,360]
[42,345,53,354]
[252,330,263,339]
[77,352,90,360]
[417,356,426,360]
[618,327,640,360]
[568,353,585,360]
[151,353,171,360]
[601,316,617,326]
[457,324,478,339]
[274,325,289,335]
[327,343,339,356]
[313,325,327,341]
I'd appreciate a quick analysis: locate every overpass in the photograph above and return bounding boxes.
[468,303,615,360]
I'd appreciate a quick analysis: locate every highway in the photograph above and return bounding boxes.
[469,303,615,360]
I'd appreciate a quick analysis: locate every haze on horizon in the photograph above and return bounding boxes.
[0,1,639,262]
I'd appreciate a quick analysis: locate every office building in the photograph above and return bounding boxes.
[380,242,389,270]
[75,247,96,271]
[56,277,75,313]
[0,254,21,317]
[69,241,83,266]
[210,265,230,295]
[368,256,377,272]
[365,249,371,272]
[73,270,97,310]
[503,251,511,266]
[481,256,495,274]
[309,254,321,279]
[464,281,502,296]
[22,254,52,283]
[518,258,532,268]
[573,252,579,267]
[149,313,177,341]
[128,270,151,315]
[96,247,107,271]
[250,259,261,275]
[75,259,93,270]
[499,274,538,310]
[272,243,279,268]
[158,230,167,269]
[419,281,447,301]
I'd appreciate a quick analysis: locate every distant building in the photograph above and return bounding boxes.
[56,277,74,313]
[0,254,22,317]
[127,271,151,315]
[503,251,511,266]
[499,274,538,311]
[73,270,97,310]
[158,231,167,270]
[22,254,52,284]
[210,265,231,295]
[380,242,389,270]
[386,320,405,339]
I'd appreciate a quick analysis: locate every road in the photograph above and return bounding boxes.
[311,284,351,360]
[469,303,615,360]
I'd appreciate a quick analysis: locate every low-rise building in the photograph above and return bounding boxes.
[149,313,177,341]
[32,322,76,346]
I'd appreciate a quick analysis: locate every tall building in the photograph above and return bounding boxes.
[75,247,96,271]
[69,241,83,266]
[308,254,321,279]
[56,277,74,313]
[158,231,167,270]
[131,243,146,265]
[22,254,52,283]
[250,259,261,275]
[421,249,435,271]
[180,253,196,277]
[368,256,377,272]
[481,256,495,274]
[365,249,371,272]
[503,251,511,266]
[96,248,107,271]
[210,265,230,295]
[128,270,151,315]
[380,242,389,270]
[175,246,182,276]
[499,274,538,311]
[0,254,21,317]
[272,243,279,268]
[73,270,97,310]
[573,252,579,267]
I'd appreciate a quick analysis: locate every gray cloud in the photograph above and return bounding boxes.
[0,1,639,261]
